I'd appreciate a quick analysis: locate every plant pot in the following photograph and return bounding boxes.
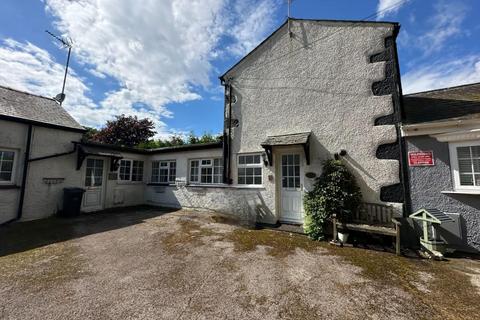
[337,231,349,244]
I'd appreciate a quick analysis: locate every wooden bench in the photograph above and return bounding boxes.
[332,202,402,255]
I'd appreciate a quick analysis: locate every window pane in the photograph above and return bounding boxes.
[2,151,14,161]
[475,175,480,186]
[282,155,287,165]
[254,177,262,185]
[1,161,13,172]
[457,147,471,159]
[254,167,262,175]
[458,159,473,173]
[460,174,474,186]
[238,168,245,176]
[0,172,12,181]
[473,159,480,173]
[472,146,480,158]
[239,156,245,165]
[246,176,253,184]
[238,177,245,184]
[294,177,300,188]
[254,155,261,164]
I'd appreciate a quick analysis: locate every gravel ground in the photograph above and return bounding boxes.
[0,207,479,320]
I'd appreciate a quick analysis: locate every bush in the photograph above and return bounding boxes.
[303,159,362,240]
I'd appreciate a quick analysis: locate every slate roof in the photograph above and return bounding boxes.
[261,132,311,146]
[0,86,85,131]
[402,83,480,124]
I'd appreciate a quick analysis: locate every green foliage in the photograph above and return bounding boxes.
[89,115,156,147]
[82,127,99,141]
[139,131,223,149]
[303,159,362,240]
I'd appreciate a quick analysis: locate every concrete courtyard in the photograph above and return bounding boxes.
[0,207,479,320]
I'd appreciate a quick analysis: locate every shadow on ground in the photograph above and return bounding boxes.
[0,205,175,257]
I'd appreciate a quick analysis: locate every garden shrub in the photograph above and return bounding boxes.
[303,159,362,240]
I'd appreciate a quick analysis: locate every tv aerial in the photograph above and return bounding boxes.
[45,30,73,105]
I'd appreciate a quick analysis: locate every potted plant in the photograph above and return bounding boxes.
[304,159,361,243]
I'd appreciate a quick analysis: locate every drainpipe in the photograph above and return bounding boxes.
[16,124,33,222]
[392,25,412,216]
[227,81,233,184]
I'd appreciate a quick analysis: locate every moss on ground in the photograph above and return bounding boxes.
[0,242,88,292]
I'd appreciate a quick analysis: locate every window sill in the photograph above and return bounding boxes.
[116,181,145,185]
[441,190,480,195]
[0,184,20,189]
[147,183,175,186]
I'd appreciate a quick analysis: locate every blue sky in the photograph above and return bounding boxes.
[0,0,479,138]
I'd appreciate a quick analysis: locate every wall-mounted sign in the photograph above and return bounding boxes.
[408,151,434,166]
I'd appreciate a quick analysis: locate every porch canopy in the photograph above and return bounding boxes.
[260,132,311,166]
[75,143,123,171]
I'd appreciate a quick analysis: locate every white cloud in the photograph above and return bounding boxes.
[35,0,279,137]
[418,1,467,54]
[402,55,480,94]
[227,0,279,56]
[376,0,410,19]
[0,39,98,125]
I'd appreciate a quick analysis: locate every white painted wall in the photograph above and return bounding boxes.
[223,20,401,220]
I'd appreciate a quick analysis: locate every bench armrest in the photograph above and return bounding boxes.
[391,217,402,226]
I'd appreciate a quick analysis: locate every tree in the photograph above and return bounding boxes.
[82,127,99,141]
[303,159,362,240]
[90,115,156,147]
[138,132,223,149]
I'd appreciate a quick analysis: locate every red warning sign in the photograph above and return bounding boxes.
[408,151,434,166]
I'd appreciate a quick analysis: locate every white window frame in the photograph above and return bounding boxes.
[118,159,133,181]
[118,159,144,182]
[237,153,263,186]
[0,148,18,185]
[151,160,176,184]
[449,141,480,190]
[189,158,223,184]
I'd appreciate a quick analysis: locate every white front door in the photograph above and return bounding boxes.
[82,158,106,212]
[280,153,304,224]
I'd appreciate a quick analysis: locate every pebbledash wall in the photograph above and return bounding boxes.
[407,136,480,252]
[144,148,269,222]
[220,19,404,222]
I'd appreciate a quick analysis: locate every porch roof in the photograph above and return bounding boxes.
[261,132,311,147]
[76,143,123,170]
[260,132,311,165]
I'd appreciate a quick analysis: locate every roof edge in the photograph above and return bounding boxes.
[0,114,86,133]
[404,82,480,97]
[0,85,57,102]
[79,141,223,154]
[219,18,399,81]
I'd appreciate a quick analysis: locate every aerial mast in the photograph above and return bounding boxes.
[45,30,73,105]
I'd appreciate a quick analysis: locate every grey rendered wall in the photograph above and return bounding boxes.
[407,135,480,252]
[223,20,401,218]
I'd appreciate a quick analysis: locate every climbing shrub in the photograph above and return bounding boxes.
[303,159,362,240]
